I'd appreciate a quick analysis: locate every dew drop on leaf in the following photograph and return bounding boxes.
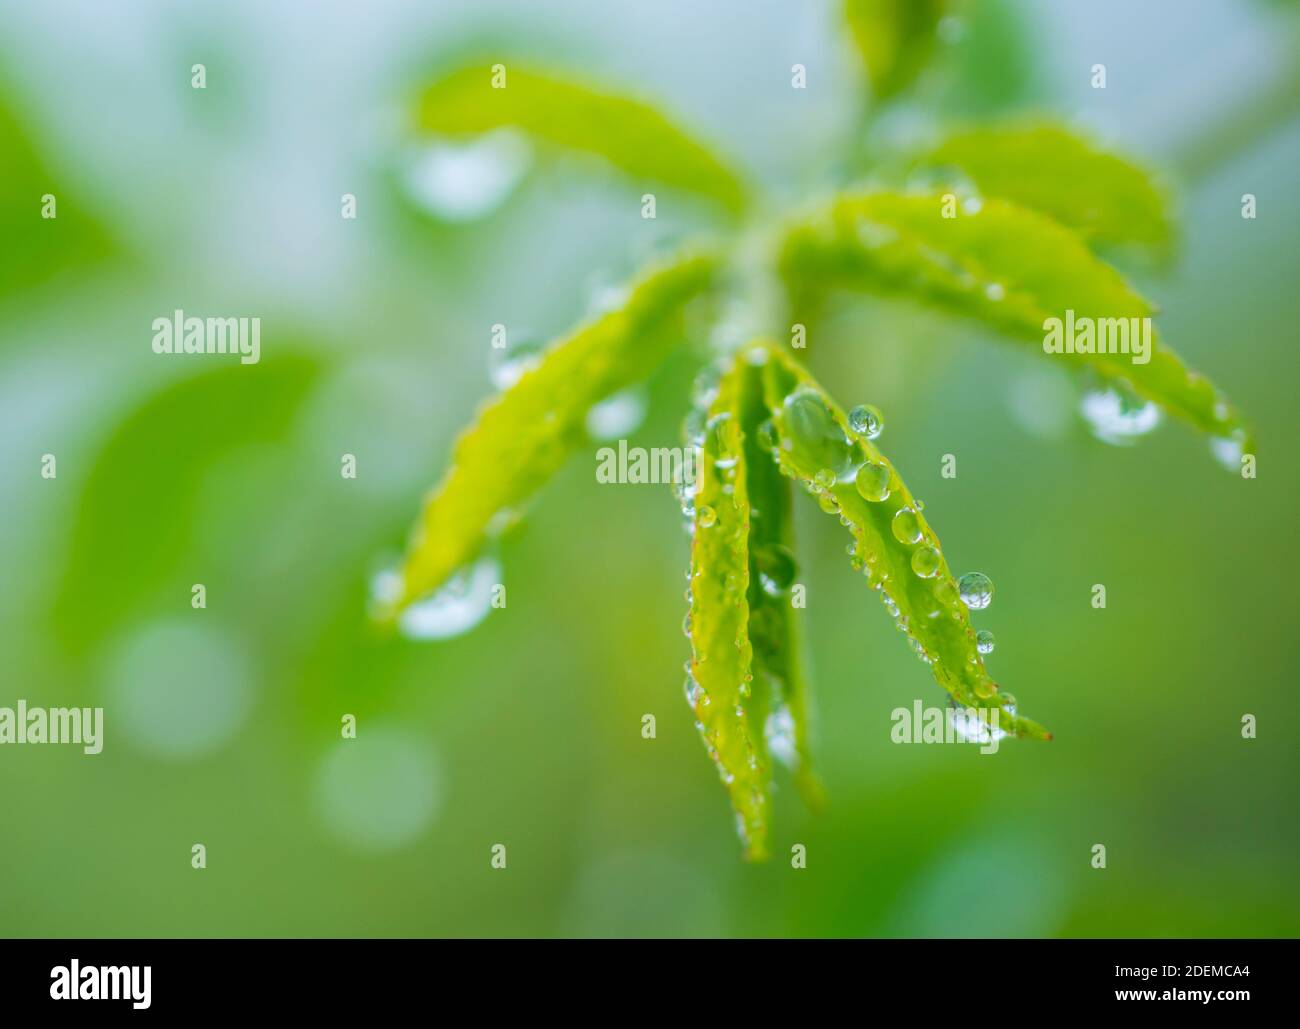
[782,387,859,478]
[697,505,717,528]
[397,556,500,640]
[848,403,884,439]
[853,460,891,502]
[402,130,532,223]
[910,544,942,578]
[976,629,996,654]
[891,507,923,544]
[1080,386,1161,445]
[957,571,994,610]
[585,387,648,439]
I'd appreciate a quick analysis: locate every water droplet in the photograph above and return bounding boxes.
[683,673,705,710]
[984,282,1006,302]
[398,556,500,640]
[848,403,884,439]
[853,460,891,502]
[782,387,859,479]
[911,545,942,578]
[756,418,778,453]
[697,505,717,528]
[957,571,994,611]
[1080,387,1160,445]
[947,700,1009,744]
[682,612,693,637]
[1209,430,1248,472]
[754,543,798,594]
[402,129,531,222]
[976,629,996,654]
[891,507,923,545]
[765,705,797,767]
[487,334,547,390]
[814,468,837,490]
[585,388,647,440]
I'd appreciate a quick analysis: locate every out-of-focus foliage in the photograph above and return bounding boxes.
[843,0,948,102]
[923,123,1174,251]
[414,64,750,215]
[0,91,111,302]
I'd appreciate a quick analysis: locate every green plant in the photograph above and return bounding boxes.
[377,1,1254,859]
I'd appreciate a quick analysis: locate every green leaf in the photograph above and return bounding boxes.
[923,123,1174,250]
[0,87,112,302]
[685,357,770,860]
[414,64,749,215]
[778,191,1252,452]
[386,249,719,615]
[735,358,824,811]
[843,0,948,102]
[53,352,324,652]
[750,341,1049,740]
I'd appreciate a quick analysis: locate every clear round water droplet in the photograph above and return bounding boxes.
[957,571,994,610]
[697,505,717,528]
[1080,387,1161,445]
[891,507,923,545]
[976,629,996,654]
[984,282,1006,302]
[782,387,859,479]
[911,544,942,578]
[848,403,884,440]
[853,460,891,502]
[814,467,837,490]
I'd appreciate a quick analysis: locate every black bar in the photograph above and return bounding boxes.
[0,938,1284,1014]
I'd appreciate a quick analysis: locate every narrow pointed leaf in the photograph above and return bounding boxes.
[778,191,1252,452]
[751,341,1048,740]
[387,250,718,615]
[414,64,749,215]
[735,358,824,810]
[923,123,1174,250]
[685,359,770,858]
[843,0,948,102]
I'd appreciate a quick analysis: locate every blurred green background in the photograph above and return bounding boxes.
[2,0,1297,937]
